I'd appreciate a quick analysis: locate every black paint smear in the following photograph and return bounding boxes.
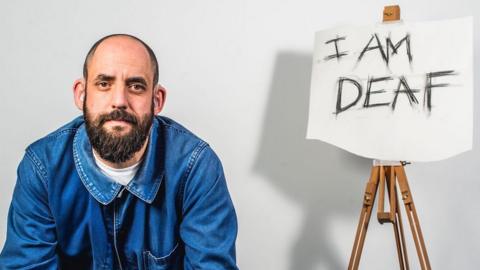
[386,33,413,64]
[391,76,419,110]
[363,76,392,108]
[335,77,362,115]
[324,36,348,61]
[357,34,388,65]
[424,70,457,112]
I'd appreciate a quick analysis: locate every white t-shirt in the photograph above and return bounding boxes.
[93,152,141,186]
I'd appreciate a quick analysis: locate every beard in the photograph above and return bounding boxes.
[83,97,153,164]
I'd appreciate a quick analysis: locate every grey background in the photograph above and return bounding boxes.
[1,0,479,269]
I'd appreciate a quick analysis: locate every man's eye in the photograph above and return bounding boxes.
[96,81,110,89]
[130,84,146,91]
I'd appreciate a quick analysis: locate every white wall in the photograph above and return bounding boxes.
[1,0,479,269]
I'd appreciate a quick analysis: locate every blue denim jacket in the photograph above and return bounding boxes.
[0,116,238,269]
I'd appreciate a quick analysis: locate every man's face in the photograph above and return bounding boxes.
[82,37,156,164]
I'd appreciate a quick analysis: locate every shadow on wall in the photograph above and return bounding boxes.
[254,52,371,270]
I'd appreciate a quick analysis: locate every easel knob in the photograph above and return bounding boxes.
[383,5,400,21]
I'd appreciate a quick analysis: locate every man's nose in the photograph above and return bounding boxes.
[111,85,128,110]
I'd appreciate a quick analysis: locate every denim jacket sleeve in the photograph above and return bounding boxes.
[0,149,58,269]
[180,144,239,270]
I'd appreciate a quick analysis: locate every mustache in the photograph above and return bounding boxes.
[97,109,138,126]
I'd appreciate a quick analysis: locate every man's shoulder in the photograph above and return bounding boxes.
[155,115,205,144]
[154,116,222,169]
[27,116,84,157]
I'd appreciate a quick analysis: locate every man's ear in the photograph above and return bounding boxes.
[153,84,167,115]
[73,79,86,111]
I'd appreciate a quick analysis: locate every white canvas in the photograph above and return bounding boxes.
[307,17,473,162]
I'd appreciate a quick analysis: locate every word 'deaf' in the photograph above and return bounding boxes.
[335,70,456,115]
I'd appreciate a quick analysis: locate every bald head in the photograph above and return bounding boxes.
[83,34,159,86]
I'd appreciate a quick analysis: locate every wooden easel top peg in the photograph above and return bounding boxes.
[383,5,400,22]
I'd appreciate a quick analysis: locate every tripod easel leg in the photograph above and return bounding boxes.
[395,167,432,270]
[386,167,409,270]
[348,166,380,270]
[349,165,431,270]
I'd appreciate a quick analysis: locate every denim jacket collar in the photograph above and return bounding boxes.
[73,118,164,205]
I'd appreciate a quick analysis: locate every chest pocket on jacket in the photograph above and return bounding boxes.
[143,243,179,270]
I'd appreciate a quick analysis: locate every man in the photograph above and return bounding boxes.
[0,34,238,269]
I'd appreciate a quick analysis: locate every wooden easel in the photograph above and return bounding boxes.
[348,6,432,270]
